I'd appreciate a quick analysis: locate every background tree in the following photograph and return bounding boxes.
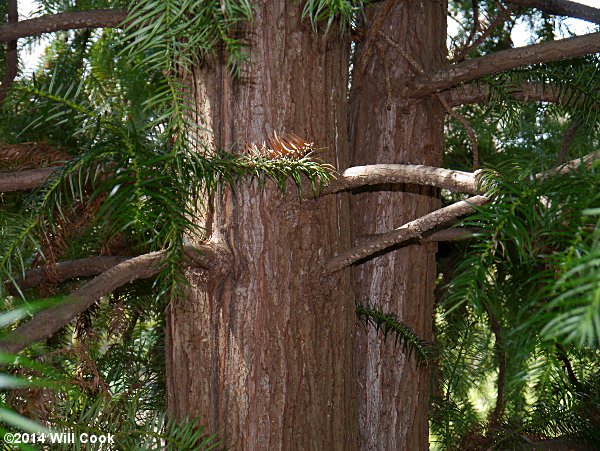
[0,0,599,450]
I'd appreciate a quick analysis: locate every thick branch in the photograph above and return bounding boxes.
[505,0,600,25]
[538,149,600,178]
[441,82,568,107]
[0,167,60,192]
[327,150,600,272]
[405,32,600,97]
[326,195,489,273]
[6,256,130,294]
[0,10,128,42]
[0,244,228,354]
[0,252,163,354]
[324,164,481,195]
[421,228,477,242]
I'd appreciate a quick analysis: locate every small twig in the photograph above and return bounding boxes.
[484,300,506,425]
[437,93,480,170]
[555,343,581,389]
[457,0,481,61]
[452,2,516,63]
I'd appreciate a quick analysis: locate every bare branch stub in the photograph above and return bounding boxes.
[323,164,480,195]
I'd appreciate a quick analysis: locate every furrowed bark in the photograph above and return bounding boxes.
[0,10,128,42]
[349,1,446,449]
[405,32,600,97]
[165,2,357,449]
[505,0,600,25]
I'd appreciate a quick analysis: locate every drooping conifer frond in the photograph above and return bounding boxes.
[355,302,435,364]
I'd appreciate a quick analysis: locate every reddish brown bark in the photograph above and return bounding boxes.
[165,2,357,449]
[349,1,446,449]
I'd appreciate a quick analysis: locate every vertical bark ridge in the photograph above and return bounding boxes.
[350,1,447,449]
[166,2,357,449]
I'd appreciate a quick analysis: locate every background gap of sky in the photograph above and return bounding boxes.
[14,0,600,74]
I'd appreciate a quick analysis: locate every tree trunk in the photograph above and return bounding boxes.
[350,1,447,450]
[165,3,357,449]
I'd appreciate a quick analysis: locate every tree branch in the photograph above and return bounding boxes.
[405,32,600,97]
[0,10,128,42]
[5,256,130,295]
[504,0,600,25]
[323,164,481,195]
[326,195,489,273]
[0,244,229,354]
[326,150,600,272]
[0,167,61,192]
[538,149,600,178]
[441,82,568,107]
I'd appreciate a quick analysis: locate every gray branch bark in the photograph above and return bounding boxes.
[405,32,600,97]
[327,150,600,272]
[324,164,481,195]
[326,195,489,273]
[0,10,128,42]
[0,167,60,192]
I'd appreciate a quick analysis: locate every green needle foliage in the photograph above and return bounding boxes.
[356,302,436,364]
[0,0,337,444]
[434,158,600,448]
[1,0,600,449]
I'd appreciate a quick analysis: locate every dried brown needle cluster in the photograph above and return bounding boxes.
[246,132,314,159]
[0,142,70,171]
